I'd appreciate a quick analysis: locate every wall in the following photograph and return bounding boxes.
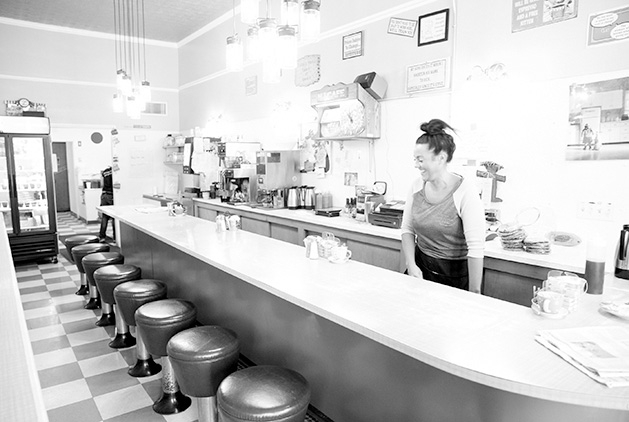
[0,20,181,213]
[178,0,628,267]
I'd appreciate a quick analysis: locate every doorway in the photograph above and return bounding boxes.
[52,142,70,212]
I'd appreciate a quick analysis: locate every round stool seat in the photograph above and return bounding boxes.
[83,252,124,282]
[114,279,167,326]
[64,234,100,262]
[93,264,142,304]
[217,366,311,422]
[135,299,197,357]
[167,326,240,398]
[72,243,110,273]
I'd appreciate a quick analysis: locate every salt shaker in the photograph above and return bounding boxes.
[216,214,227,232]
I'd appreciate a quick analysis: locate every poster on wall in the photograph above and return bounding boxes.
[566,76,629,161]
[342,31,363,60]
[406,58,449,94]
[387,17,417,37]
[587,6,629,46]
[417,9,449,46]
[512,0,578,33]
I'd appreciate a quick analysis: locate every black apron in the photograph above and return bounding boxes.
[414,245,469,291]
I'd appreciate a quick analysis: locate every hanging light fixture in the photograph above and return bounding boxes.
[259,0,280,83]
[281,0,299,26]
[277,25,297,69]
[246,25,261,62]
[240,0,259,25]
[111,0,151,116]
[226,0,244,72]
[300,0,320,42]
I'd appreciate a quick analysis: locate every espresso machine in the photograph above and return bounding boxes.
[218,166,257,203]
[255,150,301,208]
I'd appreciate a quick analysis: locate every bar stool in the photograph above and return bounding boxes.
[167,326,240,422]
[71,243,110,296]
[135,299,197,415]
[82,252,124,320]
[114,279,168,377]
[93,264,141,349]
[217,366,311,422]
[63,234,99,263]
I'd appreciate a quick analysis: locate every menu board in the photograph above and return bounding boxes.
[406,58,449,94]
[512,0,578,32]
[295,55,321,87]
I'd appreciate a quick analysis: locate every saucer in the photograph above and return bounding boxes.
[328,256,350,264]
[531,302,568,319]
[599,301,629,320]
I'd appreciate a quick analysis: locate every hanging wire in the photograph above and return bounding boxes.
[113,0,118,71]
[141,0,147,81]
[232,0,236,35]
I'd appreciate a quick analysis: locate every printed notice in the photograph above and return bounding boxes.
[512,0,578,32]
[245,76,257,96]
[295,55,321,87]
[406,59,448,94]
[588,6,629,46]
[388,17,417,37]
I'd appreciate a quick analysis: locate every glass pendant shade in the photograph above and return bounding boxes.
[140,81,151,103]
[126,95,141,119]
[277,25,297,69]
[226,35,244,72]
[300,0,320,42]
[259,18,278,55]
[281,0,299,26]
[112,93,124,113]
[246,26,261,62]
[121,75,133,96]
[116,70,126,90]
[240,0,259,25]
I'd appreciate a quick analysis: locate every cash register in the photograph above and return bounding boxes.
[368,200,405,229]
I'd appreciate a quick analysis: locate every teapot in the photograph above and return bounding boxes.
[168,201,186,216]
[615,224,629,280]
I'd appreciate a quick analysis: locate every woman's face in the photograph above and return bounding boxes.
[413,143,444,181]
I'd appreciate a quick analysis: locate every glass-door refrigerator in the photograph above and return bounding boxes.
[0,116,58,263]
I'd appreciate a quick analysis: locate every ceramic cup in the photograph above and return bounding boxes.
[330,245,352,262]
[533,289,564,314]
[545,271,588,312]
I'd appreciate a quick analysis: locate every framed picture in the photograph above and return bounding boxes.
[418,8,450,46]
[343,31,363,60]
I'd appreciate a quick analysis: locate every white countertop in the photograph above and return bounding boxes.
[194,198,591,273]
[101,205,629,410]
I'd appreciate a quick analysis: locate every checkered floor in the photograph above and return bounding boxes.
[16,212,330,422]
[16,212,198,422]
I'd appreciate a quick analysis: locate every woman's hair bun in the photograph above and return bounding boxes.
[420,119,449,136]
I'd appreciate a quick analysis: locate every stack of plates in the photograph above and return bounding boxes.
[497,224,527,250]
[523,235,551,254]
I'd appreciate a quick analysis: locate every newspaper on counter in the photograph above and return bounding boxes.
[535,326,629,388]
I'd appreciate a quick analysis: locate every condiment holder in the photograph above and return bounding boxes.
[167,201,186,217]
[317,232,341,259]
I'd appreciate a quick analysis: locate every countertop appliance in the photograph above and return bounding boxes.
[368,200,405,229]
[310,82,381,140]
[0,116,58,262]
[219,166,257,203]
[256,150,301,208]
[616,224,629,279]
[356,181,387,215]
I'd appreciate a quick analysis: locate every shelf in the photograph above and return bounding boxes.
[163,145,184,149]
[164,161,183,165]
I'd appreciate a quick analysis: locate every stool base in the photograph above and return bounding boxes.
[109,332,136,349]
[128,358,162,378]
[75,285,89,295]
[153,391,191,415]
[84,297,101,310]
[96,312,115,327]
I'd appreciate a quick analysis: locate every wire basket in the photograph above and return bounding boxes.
[317,232,340,259]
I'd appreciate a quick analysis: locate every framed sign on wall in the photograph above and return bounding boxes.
[342,31,363,60]
[418,9,450,46]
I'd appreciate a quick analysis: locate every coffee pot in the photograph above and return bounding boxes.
[304,186,315,210]
[615,224,629,280]
[287,187,299,210]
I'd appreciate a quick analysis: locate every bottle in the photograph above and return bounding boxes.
[351,198,357,219]
[343,198,350,216]
[585,237,606,294]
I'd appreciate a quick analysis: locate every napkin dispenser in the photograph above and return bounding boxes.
[354,72,388,100]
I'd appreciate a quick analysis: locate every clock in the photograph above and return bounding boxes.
[18,98,32,110]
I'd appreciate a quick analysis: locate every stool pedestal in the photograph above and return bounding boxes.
[153,356,191,415]
[128,326,162,377]
[82,252,124,321]
[71,243,109,297]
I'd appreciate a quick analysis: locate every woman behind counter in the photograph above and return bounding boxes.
[401,119,485,293]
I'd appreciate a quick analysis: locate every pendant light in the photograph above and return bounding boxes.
[240,0,259,25]
[258,17,278,55]
[262,56,281,84]
[226,0,244,72]
[277,25,297,69]
[281,0,299,26]
[300,0,320,42]
[139,0,151,102]
[112,93,124,113]
[246,25,261,62]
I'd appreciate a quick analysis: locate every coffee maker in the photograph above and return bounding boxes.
[219,166,257,203]
[615,224,629,279]
[255,150,301,208]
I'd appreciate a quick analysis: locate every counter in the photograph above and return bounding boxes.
[0,219,49,422]
[100,205,629,422]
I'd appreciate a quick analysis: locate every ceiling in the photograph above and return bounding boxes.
[0,0,235,43]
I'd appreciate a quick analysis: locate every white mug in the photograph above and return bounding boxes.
[330,245,351,262]
[533,289,564,314]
